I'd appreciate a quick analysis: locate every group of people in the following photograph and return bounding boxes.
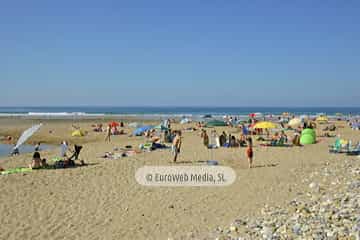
[200,129,250,149]
[200,129,254,168]
[104,123,126,142]
[29,141,84,170]
[349,119,360,130]
[269,131,288,146]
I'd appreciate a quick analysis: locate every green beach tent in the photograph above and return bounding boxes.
[301,128,316,138]
[300,134,315,145]
[300,128,316,145]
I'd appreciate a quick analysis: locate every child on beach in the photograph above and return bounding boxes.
[246,137,254,168]
[172,131,182,162]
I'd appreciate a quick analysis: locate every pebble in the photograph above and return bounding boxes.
[211,160,360,240]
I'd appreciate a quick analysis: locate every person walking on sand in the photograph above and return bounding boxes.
[246,137,254,169]
[172,131,182,163]
[105,124,111,142]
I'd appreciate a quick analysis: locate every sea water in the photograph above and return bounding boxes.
[0,106,359,119]
[0,144,53,157]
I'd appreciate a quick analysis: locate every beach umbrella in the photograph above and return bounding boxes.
[14,123,43,150]
[133,126,153,136]
[109,121,120,127]
[288,118,302,128]
[316,116,328,124]
[253,121,277,129]
[249,113,263,118]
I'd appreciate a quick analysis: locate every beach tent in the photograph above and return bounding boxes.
[300,128,316,145]
[253,121,277,129]
[14,123,43,150]
[288,118,302,128]
[180,118,191,124]
[302,128,316,138]
[205,120,227,127]
[128,122,141,128]
[133,126,153,136]
[300,134,315,145]
[316,116,328,124]
[72,130,85,137]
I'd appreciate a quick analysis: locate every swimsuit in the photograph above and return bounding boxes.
[246,148,253,158]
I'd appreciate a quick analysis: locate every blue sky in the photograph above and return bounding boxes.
[1,0,359,107]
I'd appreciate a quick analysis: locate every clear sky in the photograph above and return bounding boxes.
[1,0,359,107]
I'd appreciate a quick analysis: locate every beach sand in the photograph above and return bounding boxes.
[0,118,359,239]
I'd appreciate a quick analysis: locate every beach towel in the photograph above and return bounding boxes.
[1,167,32,175]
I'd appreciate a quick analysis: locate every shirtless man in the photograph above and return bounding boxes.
[105,125,111,142]
[172,131,182,163]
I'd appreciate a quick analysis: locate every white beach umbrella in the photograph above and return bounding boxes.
[14,123,43,150]
[288,118,302,128]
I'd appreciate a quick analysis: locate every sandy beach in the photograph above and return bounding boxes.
[0,117,359,239]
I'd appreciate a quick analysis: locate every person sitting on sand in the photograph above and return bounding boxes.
[292,130,301,146]
[246,137,254,168]
[230,136,238,147]
[280,131,288,143]
[93,124,103,132]
[172,131,182,162]
[239,134,246,147]
[30,151,47,169]
[271,132,280,145]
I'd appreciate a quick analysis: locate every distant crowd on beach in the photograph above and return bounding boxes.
[2,112,360,174]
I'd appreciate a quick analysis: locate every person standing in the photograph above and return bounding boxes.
[172,131,182,162]
[201,129,209,148]
[60,141,68,158]
[246,137,254,169]
[105,124,111,142]
[34,142,41,152]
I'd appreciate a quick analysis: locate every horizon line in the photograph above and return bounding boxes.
[0,105,360,108]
